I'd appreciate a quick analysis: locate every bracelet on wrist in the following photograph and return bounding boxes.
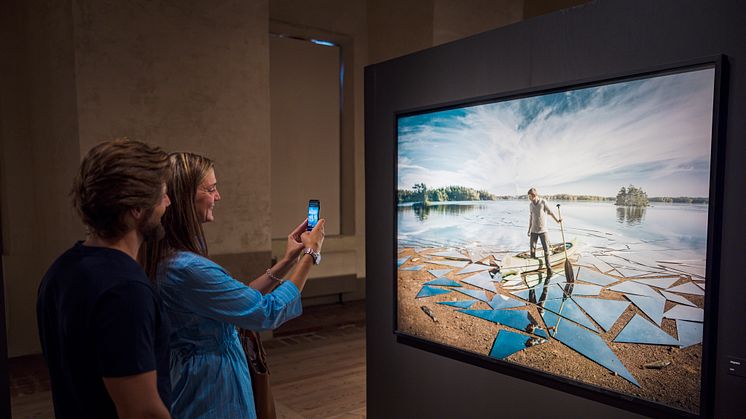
[266,269,285,285]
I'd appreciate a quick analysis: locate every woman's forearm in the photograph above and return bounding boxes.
[287,253,314,292]
[250,254,313,294]
[248,256,295,294]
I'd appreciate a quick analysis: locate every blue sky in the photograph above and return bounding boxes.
[398,67,715,197]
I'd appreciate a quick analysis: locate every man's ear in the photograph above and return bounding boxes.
[130,207,144,222]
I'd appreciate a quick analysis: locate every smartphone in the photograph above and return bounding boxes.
[307,199,320,231]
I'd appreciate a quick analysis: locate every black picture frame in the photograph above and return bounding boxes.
[392,55,727,418]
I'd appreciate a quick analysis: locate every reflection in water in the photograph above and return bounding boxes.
[616,206,646,225]
[403,203,484,222]
[398,200,708,256]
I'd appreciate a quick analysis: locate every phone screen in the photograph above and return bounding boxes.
[307,200,320,231]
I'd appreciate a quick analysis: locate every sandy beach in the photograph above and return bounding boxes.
[397,246,703,413]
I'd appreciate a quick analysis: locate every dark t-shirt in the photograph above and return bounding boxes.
[37,242,171,418]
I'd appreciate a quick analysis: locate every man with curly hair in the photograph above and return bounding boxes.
[37,139,172,419]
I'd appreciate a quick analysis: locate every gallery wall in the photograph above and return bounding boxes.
[1,0,528,357]
[0,0,272,358]
[365,0,746,417]
[0,0,82,358]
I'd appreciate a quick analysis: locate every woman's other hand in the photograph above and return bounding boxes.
[283,219,308,262]
[301,218,326,253]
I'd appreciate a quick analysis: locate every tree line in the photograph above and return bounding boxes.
[397,183,708,205]
[397,184,496,204]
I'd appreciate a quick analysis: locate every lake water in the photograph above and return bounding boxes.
[397,200,708,261]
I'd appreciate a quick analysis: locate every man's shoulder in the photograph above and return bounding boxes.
[44,242,151,292]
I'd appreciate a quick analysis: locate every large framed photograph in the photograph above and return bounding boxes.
[395,57,725,416]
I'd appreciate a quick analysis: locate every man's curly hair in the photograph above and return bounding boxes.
[72,138,170,239]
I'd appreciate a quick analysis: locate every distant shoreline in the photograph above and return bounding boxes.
[397,185,706,205]
[397,199,709,206]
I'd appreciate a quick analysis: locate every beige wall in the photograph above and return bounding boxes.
[1,0,81,358]
[433,0,523,45]
[270,36,341,238]
[2,0,272,357]
[1,0,588,357]
[73,0,272,257]
[367,0,435,64]
[270,0,369,297]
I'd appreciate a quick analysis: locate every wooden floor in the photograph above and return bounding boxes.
[10,302,366,419]
[267,325,366,419]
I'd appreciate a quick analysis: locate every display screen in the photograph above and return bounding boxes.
[308,200,320,231]
[396,65,716,414]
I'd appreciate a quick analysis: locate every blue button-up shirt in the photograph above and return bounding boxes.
[158,251,302,418]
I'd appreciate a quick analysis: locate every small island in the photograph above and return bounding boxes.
[615,185,649,207]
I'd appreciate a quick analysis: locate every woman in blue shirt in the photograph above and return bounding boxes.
[143,152,325,418]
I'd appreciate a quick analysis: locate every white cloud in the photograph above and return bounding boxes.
[398,68,715,197]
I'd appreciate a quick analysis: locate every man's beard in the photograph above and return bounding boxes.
[138,207,165,242]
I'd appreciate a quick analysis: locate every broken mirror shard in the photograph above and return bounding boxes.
[578,254,615,273]
[659,263,705,278]
[561,283,603,297]
[614,252,662,270]
[660,290,696,307]
[429,249,470,260]
[573,297,630,332]
[546,273,569,285]
[416,285,451,299]
[427,268,453,278]
[576,267,618,286]
[461,271,497,292]
[542,310,640,387]
[663,305,704,322]
[511,284,565,302]
[400,265,425,271]
[489,329,546,360]
[614,267,659,278]
[501,278,525,290]
[542,297,599,332]
[397,256,410,267]
[488,294,526,310]
[676,320,703,348]
[437,300,477,309]
[454,287,490,303]
[426,259,470,268]
[459,309,547,338]
[624,294,665,326]
[609,281,662,299]
[614,314,679,346]
[667,282,705,296]
[424,278,462,287]
[456,263,493,275]
[632,277,680,289]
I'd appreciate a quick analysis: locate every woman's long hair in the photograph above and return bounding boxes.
[142,152,214,281]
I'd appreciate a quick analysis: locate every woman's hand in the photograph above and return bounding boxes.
[283,219,308,262]
[301,218,326,253]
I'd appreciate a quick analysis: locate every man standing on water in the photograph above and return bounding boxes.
[37,139,172,419]
[527,187,561,275]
